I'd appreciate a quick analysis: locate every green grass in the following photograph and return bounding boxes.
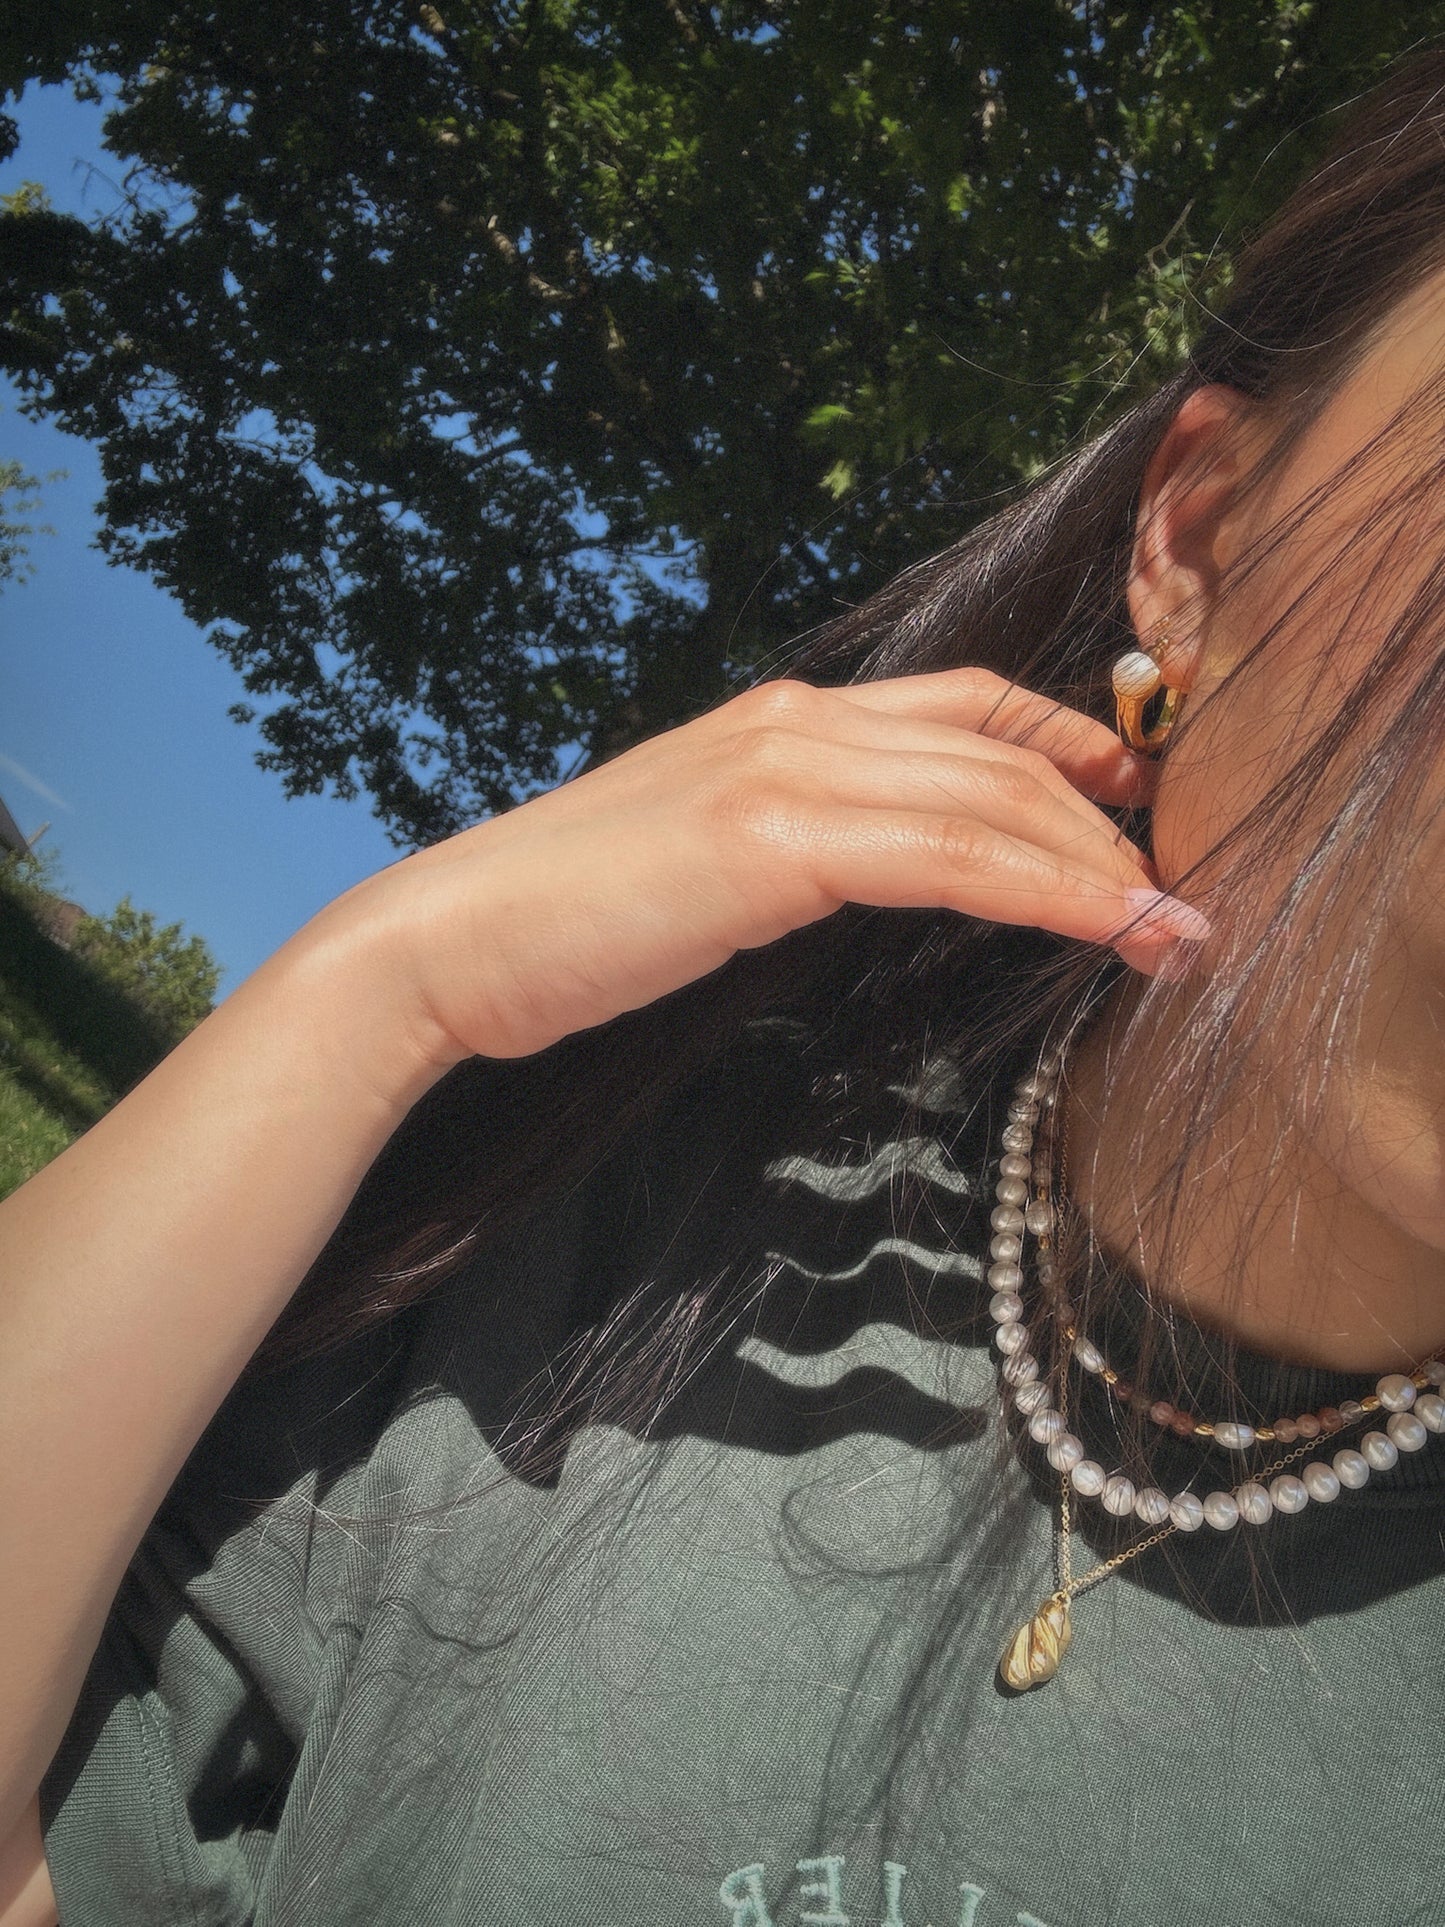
[0,981,112,1125]
[0,981,113,1201]
[0,877,177,1201]
[0,1062,79,1197]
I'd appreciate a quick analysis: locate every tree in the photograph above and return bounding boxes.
[70,894,221,1038]
[1,2,1442,846]
[0,847,220,1195]
[0,842,221,1040]
[0,188,63,584]
[0,453,43,584]
[0,839,67,916]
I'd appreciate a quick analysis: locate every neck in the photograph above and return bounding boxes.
[1062,972,1445,1375]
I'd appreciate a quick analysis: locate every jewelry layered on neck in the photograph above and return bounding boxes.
[991,1045,1445,1692]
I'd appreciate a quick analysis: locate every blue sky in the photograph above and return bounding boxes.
[1,83,403,996]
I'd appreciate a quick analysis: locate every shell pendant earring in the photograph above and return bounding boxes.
[1112,623,1187,755]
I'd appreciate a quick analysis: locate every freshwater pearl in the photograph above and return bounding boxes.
[1333,1448,1370,1489]
[1212,1421,1255,1451]
[1387,1411,1428,1453]
[1111,649,1163,700]
[1302,1461,1341,1503]
[1377,1373,1417,1412]
[1028,1408,1066,1445]
[1269,1474,1309,1514]
[1169,1492,1205,1532]
[992,1056,1445,1558]
[1234,1482,1273,1525]
[1134,1487,1171,1526]
[1101,1473,1136,1517]
[1203,1491,1239,1530]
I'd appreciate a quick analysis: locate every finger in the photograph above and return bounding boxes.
[764,737,1155,895]
[754,704,1158,884]
[824,667,1157,808]
[793,803,1209,963]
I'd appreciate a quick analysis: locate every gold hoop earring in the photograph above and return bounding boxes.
[1112,624,1187,755]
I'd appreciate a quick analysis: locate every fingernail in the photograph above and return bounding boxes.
[1123,887,1212,944]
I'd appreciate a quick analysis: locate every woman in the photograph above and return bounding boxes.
[5,49,1445,1927]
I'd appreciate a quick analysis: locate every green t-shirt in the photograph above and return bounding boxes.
[39,1017,1445,1926]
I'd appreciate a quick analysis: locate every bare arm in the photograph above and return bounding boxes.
[0,906,454,1853]
[0,1802,54,1927]
[0,668,1188,1897]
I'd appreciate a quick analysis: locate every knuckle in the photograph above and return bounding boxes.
[701,700,823,819]
[1008,743,1057,785]
[926,815,988,873]
[729,722,811,779]
[699,750,805,843]
[735,677,820,729]
[984,759,1046,812]
[956,664,1008,703]
[723,790,811,863]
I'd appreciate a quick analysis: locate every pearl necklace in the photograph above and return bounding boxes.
[1059,1311,1445,1459]
[991,1046,1445,1690]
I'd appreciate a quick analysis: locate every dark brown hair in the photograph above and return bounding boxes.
[247,47,1445,1893]
[264,44,1445,1378]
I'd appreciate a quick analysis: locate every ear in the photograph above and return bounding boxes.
[1128,384,1260,689]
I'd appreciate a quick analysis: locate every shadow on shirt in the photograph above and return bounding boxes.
[186,1016,1445,1643]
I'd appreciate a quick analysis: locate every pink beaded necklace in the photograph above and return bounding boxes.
[991,1042,1445,1692]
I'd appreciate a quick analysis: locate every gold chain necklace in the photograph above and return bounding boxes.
[997,1046,1445,1692]
[1000,1056,1175,1688]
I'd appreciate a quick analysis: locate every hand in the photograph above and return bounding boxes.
[315,668,1208,1070]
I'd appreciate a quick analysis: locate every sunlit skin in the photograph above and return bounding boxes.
[1067,267,1445,1372]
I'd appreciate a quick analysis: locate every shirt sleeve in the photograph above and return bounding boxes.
[40,1524,302,1924]
[37,1317,419,1927]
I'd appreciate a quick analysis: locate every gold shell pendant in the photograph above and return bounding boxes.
[999,1594,1072,1692]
